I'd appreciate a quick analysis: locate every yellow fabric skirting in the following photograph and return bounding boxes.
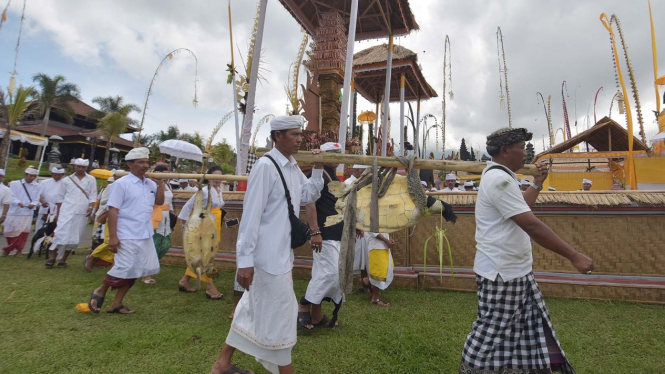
[91,225,114,263]
[369,249,392,282]
[183,208,222,284]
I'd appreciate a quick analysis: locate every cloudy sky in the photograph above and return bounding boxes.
[1,0,663,157]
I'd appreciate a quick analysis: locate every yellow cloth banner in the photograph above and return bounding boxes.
[369,249,392,282]
[544,172,614,191]
[634,158,665,183]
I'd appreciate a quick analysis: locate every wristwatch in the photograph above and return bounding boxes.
[529,182,543,191]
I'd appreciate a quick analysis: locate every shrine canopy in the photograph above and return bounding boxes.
[534,116,648,162]
[352,43,437,103]
[278,0,418,41]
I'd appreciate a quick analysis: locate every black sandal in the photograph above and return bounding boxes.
[45,259,55,269]
[57,262,67,268]
[88,293,104,314]
[297,311,314,331]
[107,305,135,314]
[222,365,254,374]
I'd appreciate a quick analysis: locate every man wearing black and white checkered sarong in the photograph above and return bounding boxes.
[459,128,594,374]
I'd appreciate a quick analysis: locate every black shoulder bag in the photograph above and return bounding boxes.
[264,155,311,248]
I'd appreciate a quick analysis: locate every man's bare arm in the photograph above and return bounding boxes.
[511,211,593,273]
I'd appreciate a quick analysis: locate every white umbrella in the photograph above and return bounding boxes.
[158,139,202,162]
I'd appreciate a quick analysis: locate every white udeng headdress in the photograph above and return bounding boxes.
[125,147,149,161]
[74,158,89,167]
[270,115,304,131]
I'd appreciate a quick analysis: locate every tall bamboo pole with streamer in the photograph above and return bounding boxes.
[537,92,553,147]
[442,35,453,158]
[135,48,199,146]
[609,15,646,145]
[649,0,665,133]
[496,27,512,128]
[0,0,12,35]
[601,13,637,190]
[8,0,25,92]
[561,81,571,143]
[227,0,242,175]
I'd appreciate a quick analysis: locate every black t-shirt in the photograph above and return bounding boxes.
[307,166,343,241]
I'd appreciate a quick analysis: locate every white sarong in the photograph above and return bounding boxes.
[353,233,368,273]
[3,215,32,237]
[226,268,297,374]
[304,240,344,304]
[50,214,88,247]
[107,238,160,279]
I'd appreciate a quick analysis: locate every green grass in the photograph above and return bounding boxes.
[0,257,664,373]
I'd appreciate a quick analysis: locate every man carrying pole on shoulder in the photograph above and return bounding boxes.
[459,127,594,374]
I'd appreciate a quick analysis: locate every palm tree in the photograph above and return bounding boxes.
[32,74,80,157]
[91,96,140,167]
[0,86,40,168]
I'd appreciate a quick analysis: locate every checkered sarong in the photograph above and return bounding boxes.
[460,273,575,374]
[246,152,259,174]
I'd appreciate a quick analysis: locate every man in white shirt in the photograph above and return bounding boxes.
[439,173,461,192]
[463,181,475,191]
[0,169,11,229]
[35,167,65,232]
[460,127,594,374]
[187,179,199,191]
[87,147,165,314]
[46,159,97,268]
[2,167,40,257]
[211,115,324,374]
[299,142,345,331]
[582,178,592,191]
[343,164,367,186]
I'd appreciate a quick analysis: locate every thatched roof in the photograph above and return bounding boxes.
[173,190,665,207]
[278,0,418,41]
[430,191,665,207]
[536,117,648,160]
[352,44,437,103]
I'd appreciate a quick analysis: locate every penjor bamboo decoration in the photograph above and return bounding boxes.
[601,13,637,190]
[250,114,275,150]
[537,92,554,147]
[649,0,665,133]
[8,0,25,92]
[609,15,646,145]
[0,0,11,35]
[284,31,308,115]
[496,27,512,128]
[561,81,572,142]
[204,111,234,156]
[135,48,199,146]
[442,35,453,159]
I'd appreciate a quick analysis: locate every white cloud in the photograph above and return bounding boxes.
[1,0,662,156]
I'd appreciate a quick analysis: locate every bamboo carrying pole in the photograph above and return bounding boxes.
[115,171,249,182]
[256,151,541,175]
